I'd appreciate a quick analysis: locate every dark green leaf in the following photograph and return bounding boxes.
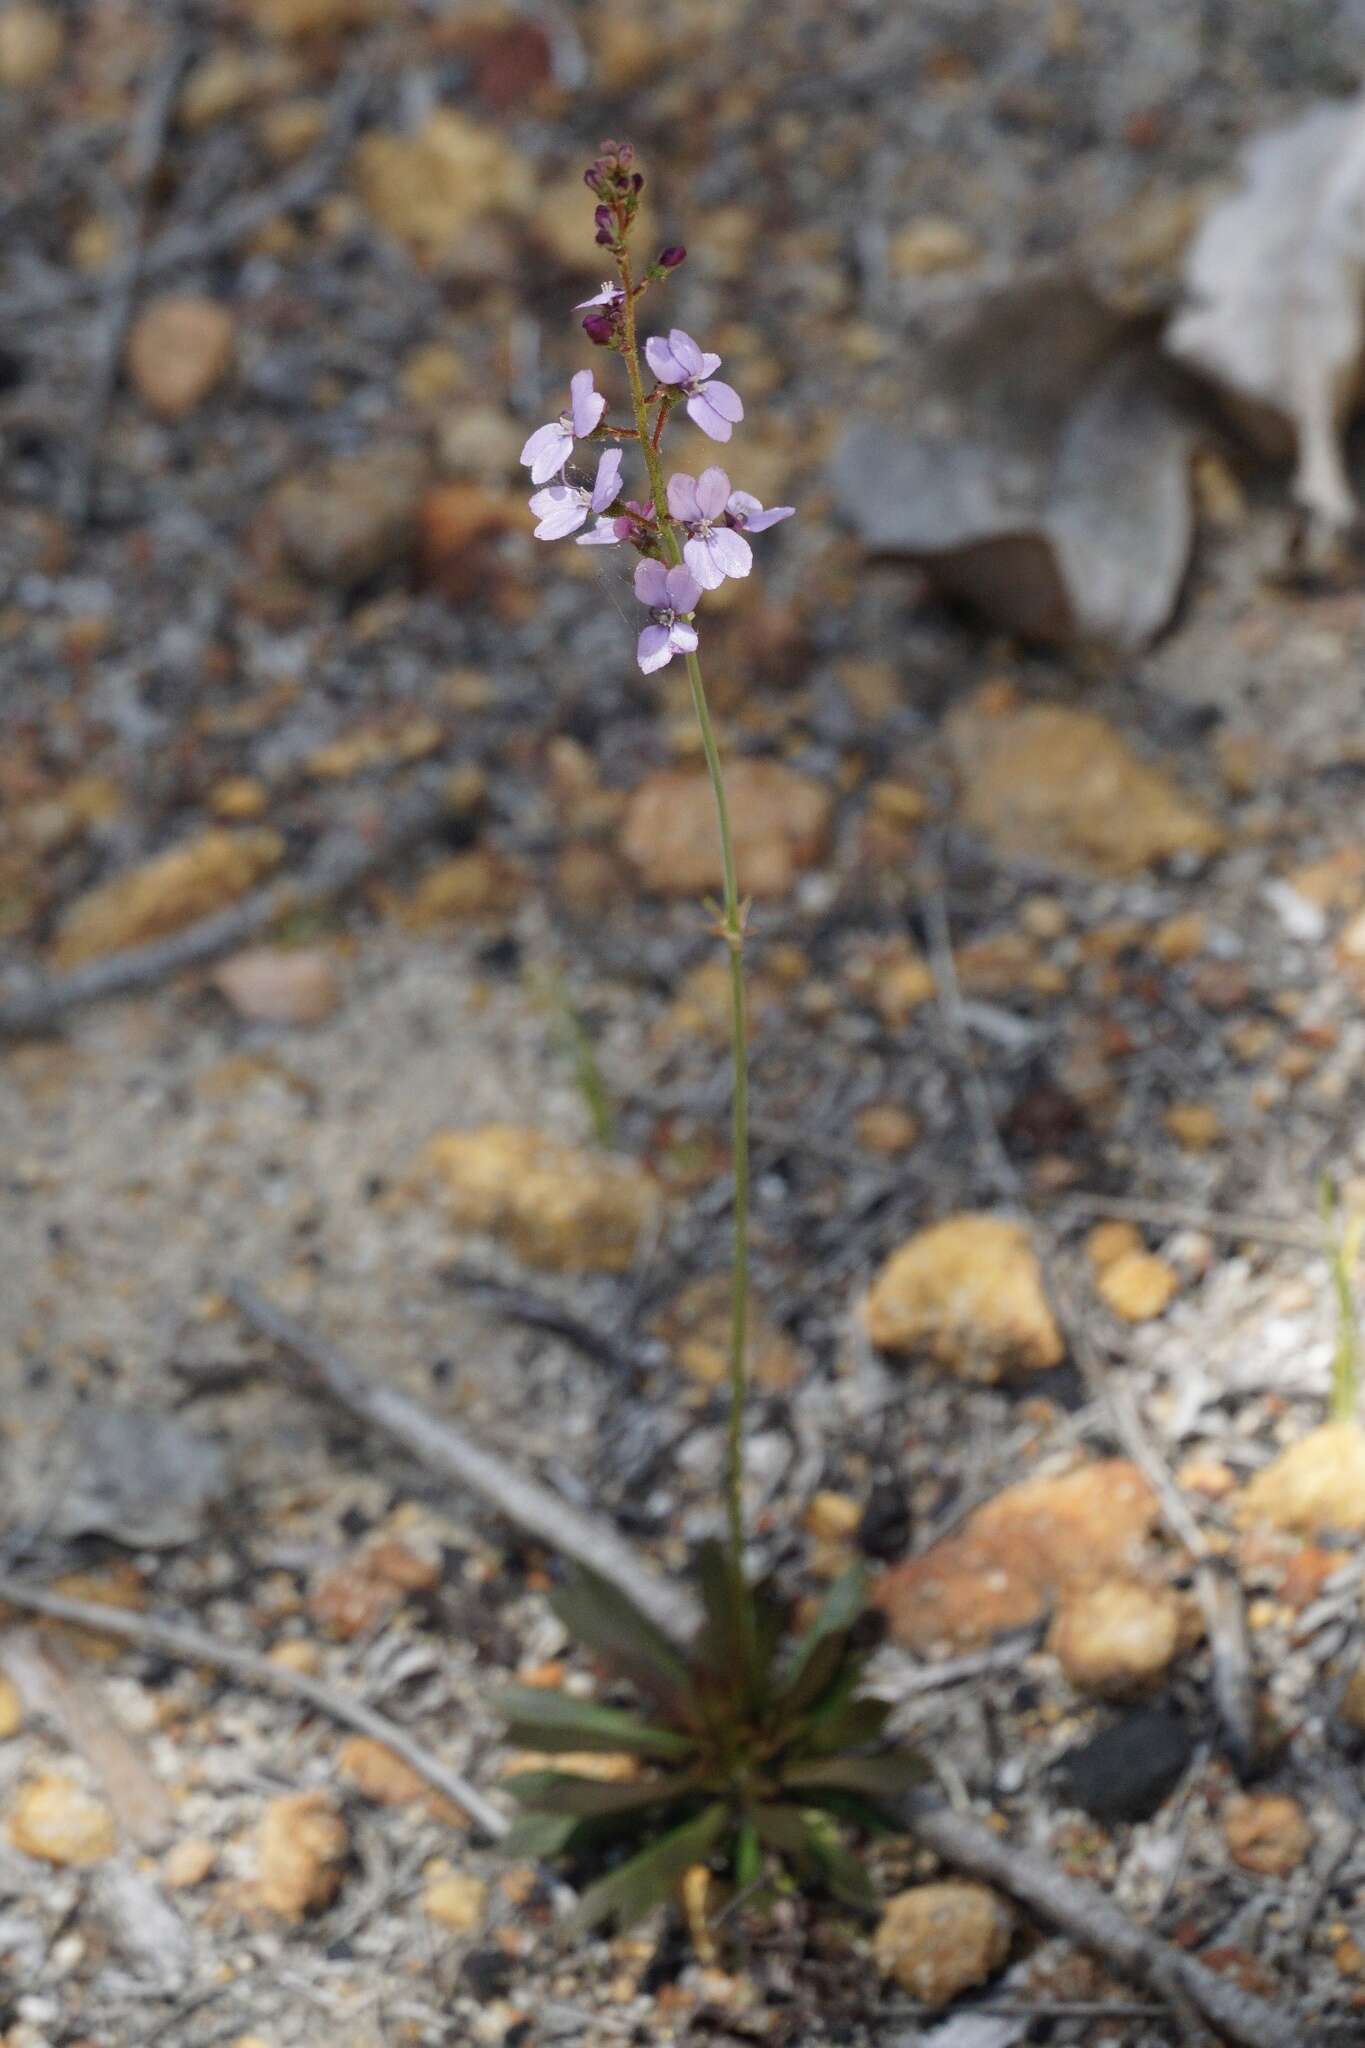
[751,1801,815,1860]
[499,1810,580,1859]
[775,1566,867,1713]
[505,1768,701,1820]
[734,1817,762,1889]
[796,1812,880,1913]
[571,1802,730,1933]
[783,1750,927,1816]
[499,1685,696,1761]
[798,1692,893,1756]
[550,1569,695,1712]
[692,1539,760,1698]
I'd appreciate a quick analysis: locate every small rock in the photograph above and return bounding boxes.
[54,829,283,968]
[308,1559,401,1642]
[304,713,441,782]
[209,775,269,821]
[1223,1794,1312,1877]
[417,483,524,597]
[878,1460,1159,1651]
[1096,1248,1179,1323]
[804,1491,862,1544]
[256,1791,348,1920]
[435,406,524,482]
[854,1103,920,1155]
[620,761,832,900]
[212,947,340,1027]
[9,1774,116,1866]
[1234,1422,1365,1535]
[653,1272,801,1392]
[161,1837,217,1890]
[1086,1220,1144,1271]
[889,216,980,277]
[423,1865,487,1933]
[337,1737,467,1825]
[1057,1705,1192,1822]
[246,0,376,32]
[267,1638,323,1676]
[1164,1101,1222,1152]
[46,1405,230,1549]
[872,945,937,1027]
[398,852,522,928]
[272,446,427,590]
[947,694,1224,878]
[1339,1663,1365,1733]
[126,296,235,420]
[1047,1579,1181,1696]
[864,1213,1063,1381]
[873,1882,1013,2006]
[420,1125,658,1273]
[177,48,263,130]
[0,1676,22,1738]
[0,2,62,88]
[356,111,528,268]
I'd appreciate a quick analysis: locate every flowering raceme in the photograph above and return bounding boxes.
[519,149,793,675]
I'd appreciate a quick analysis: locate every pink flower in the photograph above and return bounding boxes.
[725,488,795,534]
[528,447,622,540]
[519,369,607,485]
[667,467,752,589]
[576,280,625,309]
[644,328,743,443]
[634,558,701,673]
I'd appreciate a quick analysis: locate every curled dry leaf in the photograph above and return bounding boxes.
[831,277,1195,650]
[1167,93,1365,542]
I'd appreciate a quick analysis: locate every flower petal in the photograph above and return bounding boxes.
[708,526,752,578]
[521,421,571,483]
[685,390,732,442]
[699,379,743,423]
[667,328,704,379]
[637,622,674,673]
[633,557,671,608]
[695,466,731,519]
[684,534,725,590]
[667,472,702,523]
[697,352,722,379]
[665,563,701,612]
[533,495,590,540]
[591,446,623,512]
[570,368,605,439]
[645,334,684,384]
[669,618,699,654]
[575,518,621,546]
[574,281,621,308]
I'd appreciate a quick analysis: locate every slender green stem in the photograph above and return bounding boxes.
[618,253,752,1604]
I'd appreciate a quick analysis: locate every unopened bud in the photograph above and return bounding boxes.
[581,311,616,346]
[630,171,644,193]
[659,244,686,269]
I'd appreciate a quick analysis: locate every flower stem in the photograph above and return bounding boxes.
[618,253,753,1614]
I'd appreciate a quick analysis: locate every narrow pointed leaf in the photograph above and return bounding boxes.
[506,1768,701,1819]
[499,1809,580,1859]
[499,1685,696,1760]
[797,1813,880,1912]
[692,1538,759,1697]
[571,1801,730,1932]
[735,1817,762,1889]
[783,1750,926,1812]
[775,1565,867,1710]
[550,1569,695,1709]
[799,1692,893,1756]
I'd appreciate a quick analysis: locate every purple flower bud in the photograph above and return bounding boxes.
[594,204,614,234]
[659,245,686,269]
[616,141,634,166]
[581,310,616,345]
[630,172,644,193]
[594,223,614,246]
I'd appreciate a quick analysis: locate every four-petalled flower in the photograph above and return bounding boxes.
[668,467,753,589]
[634,560,700,674]
[519,369,607,485]
[644,328,743,442]
[529,447,623,540]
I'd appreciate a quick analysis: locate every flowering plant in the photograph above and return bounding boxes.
[504,143,918,1934]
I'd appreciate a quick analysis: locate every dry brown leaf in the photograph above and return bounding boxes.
[831,277,1194,650]
[1167,94,1365,541]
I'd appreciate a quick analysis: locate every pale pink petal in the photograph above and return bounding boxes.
[697,352,722,379]
[570,368,605,438]
[633,557,671,608]
[521,420,571,484]
[645,334,685,384]
[665,563,701,611]
[700,379,743,423]
[695,466,731,519]
[574,282,622,308]
[637,622,674,673]
[669,618,699,654]
[532,490,589,540]
[575,518,621,546]
[667,472,702,523]
[708,526,752,578]
[684,534,725,590]
[591,446,623,512]
[686,390,733,442]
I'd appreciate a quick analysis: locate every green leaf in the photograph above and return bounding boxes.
[799,1692,893,1756]
[571,1802,730,1933]
[692,1539,759,1695]
[734,1817,762,1889]
[775,1566,868,1713]
[782,1749,926,1817]
[505,1768,701,1820]
[499,1685,697,1761]
[752,1800,816,1861]
[499,1809,580,1859]
[550,1569,695,1711]
[797,1812,880,1913]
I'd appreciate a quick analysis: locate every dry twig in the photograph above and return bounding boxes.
[228,1280,702,1648]
[0,1574,506,1841]
[0,780,451,1039]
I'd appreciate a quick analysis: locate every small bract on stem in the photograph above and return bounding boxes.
[519,139,793,1626]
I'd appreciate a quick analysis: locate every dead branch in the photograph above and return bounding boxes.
[227,1280,703,1650]
[0,1574,507,1841]
[906,1796,1304,2048]
[920,869,1259,1774]
[0,780,450,1039]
